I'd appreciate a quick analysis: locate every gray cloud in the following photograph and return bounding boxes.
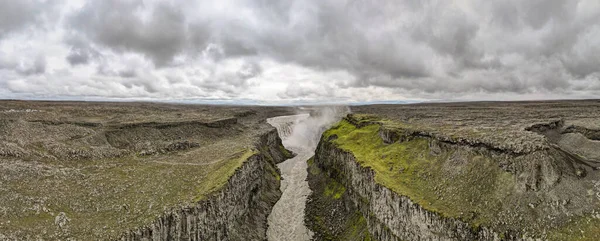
[0,54,46,76]
[190,58,263,95]
[1,0,599,101]
[118,69,137,78]
[68,0,189,67]
[0,0,46,38]
[64,34,100,66]
[95,57,142,79]
[237,61,262,80]
[66,50,89,66]
[183,0,598,94]
[17,55,46,76]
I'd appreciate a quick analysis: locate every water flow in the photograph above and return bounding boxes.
[266,107,348,241]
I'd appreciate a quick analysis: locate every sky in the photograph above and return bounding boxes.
[0,0,599,104]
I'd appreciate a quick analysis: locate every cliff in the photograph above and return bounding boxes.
[120,129,289,241]
[306,156,373,241]
[308,113,600,241]
[0,101,295,240]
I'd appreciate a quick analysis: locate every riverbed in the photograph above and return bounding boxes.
[266,114,314,241]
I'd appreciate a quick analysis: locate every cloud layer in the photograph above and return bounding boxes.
[0,0,599,103]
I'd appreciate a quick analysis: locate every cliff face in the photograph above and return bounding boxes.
[305,156,372,241]
[0,102,298,240]
[313,140,509,241]
[309,114,600,241]
[120,129,289,241]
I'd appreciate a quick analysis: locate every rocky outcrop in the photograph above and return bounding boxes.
[305,157,372,241]
[119,128,288,241]
[349,114,547,155]
[258,128,295,164]
[112,118,238,130]
[526,120,600,169]
[310,116,600,240]
[267,114,308,139]
[313,140,517,241]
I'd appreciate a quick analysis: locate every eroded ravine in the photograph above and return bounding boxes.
[266,109,346,241]
[267,114,314,241]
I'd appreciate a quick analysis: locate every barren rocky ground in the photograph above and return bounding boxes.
[0,100,293,240]
[2,99,599,240]
[354,100,600,155]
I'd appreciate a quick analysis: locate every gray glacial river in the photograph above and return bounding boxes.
[267,114,314,241]
[266,109,346,241]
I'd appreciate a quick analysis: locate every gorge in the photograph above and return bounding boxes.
[1,100,599,240]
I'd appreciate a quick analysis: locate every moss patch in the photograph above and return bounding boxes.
[323,119,516,228]
[324,179,346,200]
[279,143,294,159]
[193,149,257,201]
[339,212,373,241]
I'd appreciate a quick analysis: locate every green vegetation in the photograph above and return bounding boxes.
[193,149,257,201]
[338,212,373,241]
[279,143,294,159]
[0,100,296,240]
[308,157,320,175]
[306,156,373,241]
[3,148,259,240]
[324,178,346,199]
[323,118,516,227]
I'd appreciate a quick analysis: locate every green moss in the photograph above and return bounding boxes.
[193,149,257,201]
[279,144,294,159]
[339,211,372,241]
[308,157,321,175]
[307,154,374,241]
[260,145,275,163]
[324,119,516,227]
[266,158,281,181]
[324,179,346,200]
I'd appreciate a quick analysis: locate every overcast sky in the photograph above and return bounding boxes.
[0,0,599,103]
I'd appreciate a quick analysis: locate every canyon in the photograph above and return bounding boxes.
[306,100,600,241]
[1,100,599,240]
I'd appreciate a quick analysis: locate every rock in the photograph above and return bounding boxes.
[379,127,401,144]
[576,168,587,178]
[120,129,287,241]
[54,212,70,229]
[311,138,522,241]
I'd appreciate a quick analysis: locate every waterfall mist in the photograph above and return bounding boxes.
[266,106,349,241]
[282,106,350,150]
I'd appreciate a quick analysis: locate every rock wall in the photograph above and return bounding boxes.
[305,157,372,241]
[312,138,522,241]
[119,128,287,241]
[308,115,600,241]
[258,127,294,164]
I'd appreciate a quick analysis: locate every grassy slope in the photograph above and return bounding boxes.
[323,118,516,229]
[323,116,600,240]
[3,149,256,239]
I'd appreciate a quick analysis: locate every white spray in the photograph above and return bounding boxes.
[266,106,349,241]
[283,106,350,150]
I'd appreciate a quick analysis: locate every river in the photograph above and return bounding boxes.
[266,108,347,241]
[266,114,314,241]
